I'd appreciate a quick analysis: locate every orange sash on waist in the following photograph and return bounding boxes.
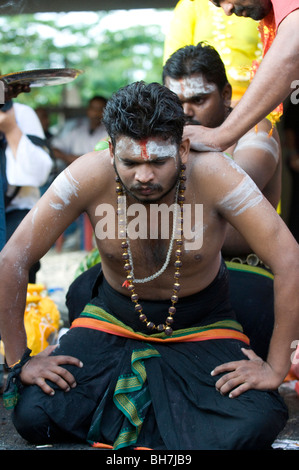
[71,304,250,345]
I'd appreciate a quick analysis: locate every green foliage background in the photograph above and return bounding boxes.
[0,10,168,110]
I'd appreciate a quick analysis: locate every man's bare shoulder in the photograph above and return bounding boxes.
[187,149,248,201]
[244,117,280,143]
[41,148,114,215]
[70,149,112,176]
[232,117,281,172]
[188,149,243,175]
[65,149,114,190]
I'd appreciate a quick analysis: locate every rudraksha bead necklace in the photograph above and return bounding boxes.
[116,164,186,336]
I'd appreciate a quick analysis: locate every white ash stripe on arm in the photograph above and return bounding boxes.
[219,174,263,216]
[234,131,280,163]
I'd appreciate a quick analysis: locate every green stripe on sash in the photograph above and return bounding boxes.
[3,384,19,410]
[226,261,274,279]
[87,343,160,450]
[80,303,244,339]
[113,346,160,449]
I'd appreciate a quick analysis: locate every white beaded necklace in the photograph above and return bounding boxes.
[126,181,180,284]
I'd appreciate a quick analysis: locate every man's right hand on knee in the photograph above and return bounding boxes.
[20,345,83,395]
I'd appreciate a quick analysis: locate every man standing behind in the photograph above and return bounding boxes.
[192,0,299,150]
[163,42,281,359]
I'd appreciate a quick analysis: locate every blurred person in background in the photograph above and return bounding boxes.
[0,98,52,282]
[52,95,108,166]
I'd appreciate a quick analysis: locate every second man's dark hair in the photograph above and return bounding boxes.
[163,42,229,92]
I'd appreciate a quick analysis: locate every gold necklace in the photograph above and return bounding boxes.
[116,164,186,336]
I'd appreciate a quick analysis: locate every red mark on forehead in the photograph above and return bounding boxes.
[179,78,185,94]
[140,139,149,160]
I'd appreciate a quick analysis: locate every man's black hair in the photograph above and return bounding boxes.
[162,42,229,92]
[103,81,185,146]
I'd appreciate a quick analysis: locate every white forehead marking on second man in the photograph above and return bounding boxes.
[167,77,217,99]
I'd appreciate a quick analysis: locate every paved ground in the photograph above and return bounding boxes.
[274,383,299,449]
[1,248,299,451]
[0,398,95,451]
[1,381,298,451]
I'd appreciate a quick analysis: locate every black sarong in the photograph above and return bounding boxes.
[12,261,288,449]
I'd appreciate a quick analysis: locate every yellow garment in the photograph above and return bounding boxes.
[25,283,61,355]
[276,200,281,215]
[163,0,262,102]
[0,340,4,364]
[1,284,61,361]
